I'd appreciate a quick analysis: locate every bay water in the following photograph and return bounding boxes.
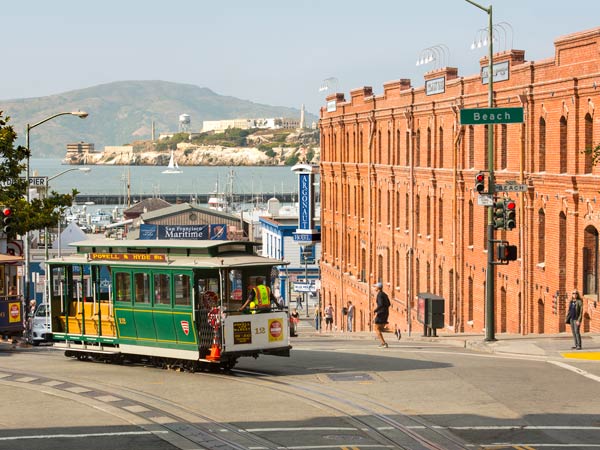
[30,159,300,198]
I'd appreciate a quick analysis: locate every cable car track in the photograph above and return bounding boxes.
[0,361,472,450]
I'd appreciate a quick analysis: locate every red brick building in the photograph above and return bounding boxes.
[319,27,600,336]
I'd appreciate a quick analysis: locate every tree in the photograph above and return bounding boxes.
[0,111,76,238]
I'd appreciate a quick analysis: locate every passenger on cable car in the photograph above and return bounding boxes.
[239,277,281,312]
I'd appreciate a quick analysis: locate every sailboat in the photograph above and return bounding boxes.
[162,151,183,174]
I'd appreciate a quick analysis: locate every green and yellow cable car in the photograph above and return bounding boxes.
[48,239,290,371]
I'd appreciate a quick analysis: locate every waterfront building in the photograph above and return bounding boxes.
[260,214,321,307]
[319,27,600,335]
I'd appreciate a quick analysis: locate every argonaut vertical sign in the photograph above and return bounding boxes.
[292,164,320,244]
[299,173,312,230]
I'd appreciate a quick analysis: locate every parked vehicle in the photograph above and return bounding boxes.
[30,303,51,346]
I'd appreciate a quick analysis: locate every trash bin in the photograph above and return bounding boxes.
[417,293,445,337]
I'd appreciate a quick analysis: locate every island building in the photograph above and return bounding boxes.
[202,117,300,133]
[319,27,600,336]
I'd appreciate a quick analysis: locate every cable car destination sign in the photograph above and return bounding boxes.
[460,107,524,125]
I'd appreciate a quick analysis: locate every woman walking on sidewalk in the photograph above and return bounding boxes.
[373,282,390,348]
[566,290,583,349]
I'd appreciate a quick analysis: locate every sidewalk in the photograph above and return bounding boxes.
[294,316,600,360]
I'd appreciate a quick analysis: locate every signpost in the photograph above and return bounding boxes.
[460,107,524,125]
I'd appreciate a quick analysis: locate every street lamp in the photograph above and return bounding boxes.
[465,0,496,342]
[24,111,88,302]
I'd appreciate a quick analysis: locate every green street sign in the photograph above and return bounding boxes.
[460,107,524,125]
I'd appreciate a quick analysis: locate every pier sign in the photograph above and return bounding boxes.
[460,107,523,125]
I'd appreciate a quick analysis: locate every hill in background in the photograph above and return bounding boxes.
[2,80,318,157]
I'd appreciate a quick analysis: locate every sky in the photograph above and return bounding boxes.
[3,0,600,116]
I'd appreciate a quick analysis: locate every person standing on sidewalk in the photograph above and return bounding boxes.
[324,302,334,331]
[566,290,584,349]
[347,301,355,332]
[373,282,390,348]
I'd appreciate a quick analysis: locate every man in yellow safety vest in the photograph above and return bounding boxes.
[239,277,280,312]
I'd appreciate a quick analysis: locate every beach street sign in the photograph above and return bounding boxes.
[460,107,524,125]
[495,183,528,192]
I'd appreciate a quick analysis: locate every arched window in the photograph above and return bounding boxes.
[560,116,567,173]
[438,197,444,240]
[377,130,382,164]
[387,129,391,165]
[585,113,593,174]
[359,130,364,164]
[438,126,444,168]
[500,124,507,170]
[538,117,546,172]
[468,200,474,246]
[427,127,432,167]
[468,126,475,168]
[583,225,599,296]
[405,131,410,166]
[396,128,401,166]
[426,195,431,236]
[416,129,421,166]
[405,192,410,230]
[438,265,444,297]
[538,209,545,264]
[559,212,567,295]
[537,299,545,334]
[500,287,507,333]
[415,194,421,235]
[468,276,474,322]
[426,261,431,292]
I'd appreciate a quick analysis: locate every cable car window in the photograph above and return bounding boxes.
[229,270,243,302]
[154,273,171,305]
[134,273,150,304]
[174,274,191,306]
[115,272,131,302]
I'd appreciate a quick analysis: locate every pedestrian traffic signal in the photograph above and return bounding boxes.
[475,172,486,193]
[493,199,505,229]
[2,207,12,234]
[504,199,516,230]
[497,244,518,261]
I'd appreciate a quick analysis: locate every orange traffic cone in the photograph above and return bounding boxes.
[206,343,221,361]
[206,332,221,361]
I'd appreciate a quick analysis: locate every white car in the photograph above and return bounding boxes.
[30,303,51,346]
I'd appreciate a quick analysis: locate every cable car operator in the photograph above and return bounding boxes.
[239,277,281,312]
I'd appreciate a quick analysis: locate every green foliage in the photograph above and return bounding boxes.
[584,142,600,166]
[284,153,300,166]
[0,111,75,238]
[190,128,252,147]
[306,148,315,163]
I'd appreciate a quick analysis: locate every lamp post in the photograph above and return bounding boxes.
[24,111,88,302]
[465,0,496,341]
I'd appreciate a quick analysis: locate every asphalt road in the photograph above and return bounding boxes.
[1,337,599,450]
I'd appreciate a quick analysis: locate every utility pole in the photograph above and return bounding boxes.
[465,0,496,341]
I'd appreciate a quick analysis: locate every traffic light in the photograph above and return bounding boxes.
[497,244,518,261]
[2,207,12,234]
[475,172,486,193]
[504,199,516,230]
[493,199,505,229]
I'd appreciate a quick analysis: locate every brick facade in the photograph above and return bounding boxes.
[319,27,600,336]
